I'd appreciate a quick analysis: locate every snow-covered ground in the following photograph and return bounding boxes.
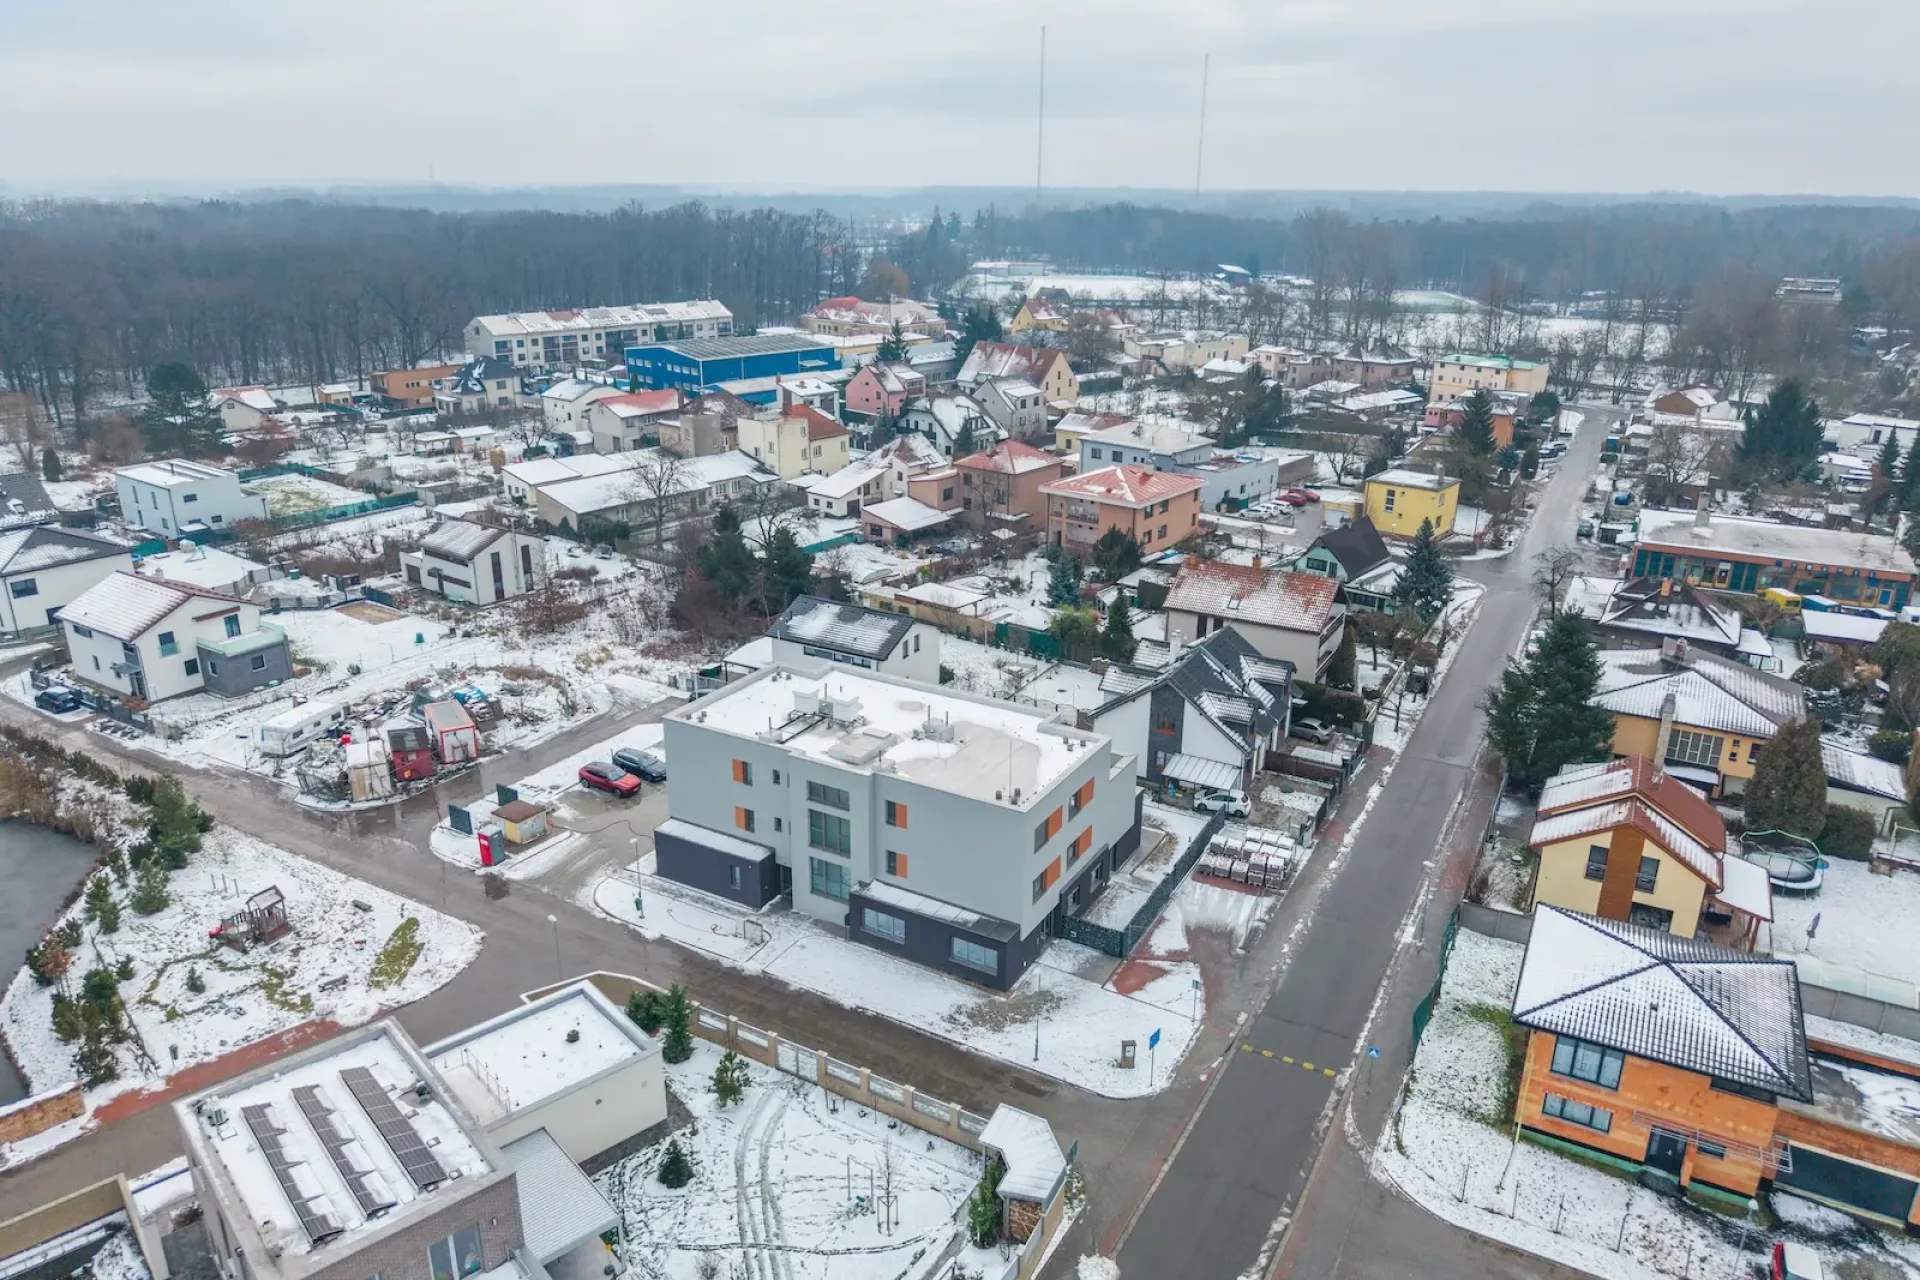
[1,812,482,1123]
[595,1040,982,1280]
[247,472,367,517]
[1374,929,1920,1280]
[1772,858,1920,991]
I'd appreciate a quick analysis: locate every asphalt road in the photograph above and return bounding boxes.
[1115,405,1622,1280]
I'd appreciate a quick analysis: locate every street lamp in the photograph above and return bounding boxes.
[547,913,562,981]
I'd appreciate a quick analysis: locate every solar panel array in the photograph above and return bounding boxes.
[340,1066,447,1190]
[241,1103,344,1246]
[292,1084,398,1219]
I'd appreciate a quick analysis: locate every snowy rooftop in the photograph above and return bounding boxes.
[1801,610,1889,645]
[1822,741,1907,801]
[178,1023,496,1270]
[1792,1057,1920,1148]
[1080,419,1216,454]
[0,526,130,576]
[472,300,730,335]
[132,543,263,590]
[1635,508,1918,575]
[770,595,912,661]
[427,983,651,1125]
[674,662,1102,806]
[1367,468,1457,492]
[116,459,241,489]
[862,496,952,532]
[1595,647,1805,738]
[60,570,245,643]
[1512,906,1811,1101]
[503,452,640,489]
[979,1106,1067,1201]
[1163,562,1338,632]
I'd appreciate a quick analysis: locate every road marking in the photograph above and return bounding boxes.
[1238,1044,1335,1075]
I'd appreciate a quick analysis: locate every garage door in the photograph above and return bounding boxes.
[1776,1146,1920,1224]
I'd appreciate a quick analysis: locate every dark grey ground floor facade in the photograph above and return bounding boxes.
[196,639,293,698]
[653,820,783,908]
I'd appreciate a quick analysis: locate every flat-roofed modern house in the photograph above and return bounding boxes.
[174,1016,623,1280]
[659,661,1142,988]
[769,595,940,684]
[1630,507,1917,609]
[400,520,547,605]
[115,460,268,536]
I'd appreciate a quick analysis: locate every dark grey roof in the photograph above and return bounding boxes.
[0,526,130,575]
[771,595,914,661]
[444,357,519,396]
[1310,516,1390,578]
[1512,906,1812,1101]
[645,333,835,362]
[0,470,57,529]
[1095,624,1292,749]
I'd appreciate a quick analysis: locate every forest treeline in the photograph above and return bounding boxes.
[4,195,1920,424]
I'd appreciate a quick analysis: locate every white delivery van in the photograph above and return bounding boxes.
[257,700,344,757]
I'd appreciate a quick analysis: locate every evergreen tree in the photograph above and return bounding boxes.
[1047,606,1100,658]
[1737,379,1823,482]
[145,777,205,869]
[1524,614,1616,782]
[953,306,1004,368]
[1480,663,1538,779]
[1047,554,1082,606]
[1527,390,1562,421]
[1902,432,1920,511]
[74,1005,119,1087]
[874,321,909,363]
[140,363,224,457]
[1459,389,1497,455]
[1744,716,1829,838]
[757,528,816,614]
[1392,519,1453,622]
[1878,433,1904,484]
[696,507,759,600]
[659,983,695,1064]
[952,421,977,457]
[130,859,171,914]
[1088,528,1142,582]
[967,1158,1005,1246]
[626,989,664,1033]
[1327,621,1358,690]
[1098,597,1135,660]
[41,447,60,483]
[656,1138,694,1188]
[185,965,206,995]
[84,875,120,934]
[710,1049,750,1107]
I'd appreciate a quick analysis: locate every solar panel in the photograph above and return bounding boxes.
[241,1103,344,1245]
[339,1066,447,1190]
[292,1084,398,1219]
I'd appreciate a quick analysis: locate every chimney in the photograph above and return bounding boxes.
[1435,462,1446,486]
[1693,489,1711,532]
[1660,636,1691,668]
[1252,554,1263,570]
[1654,690,1678,765]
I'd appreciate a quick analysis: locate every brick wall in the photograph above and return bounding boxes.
[0,1082,83,1144]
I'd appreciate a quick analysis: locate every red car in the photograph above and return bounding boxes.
[578,761,641,798]
[1278,488,1314,506]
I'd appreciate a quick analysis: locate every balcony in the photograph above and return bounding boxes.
[196,620,286,659]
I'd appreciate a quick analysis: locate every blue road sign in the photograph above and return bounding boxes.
[1148,1028,1162,1050]
[1367,1046,1381,1058]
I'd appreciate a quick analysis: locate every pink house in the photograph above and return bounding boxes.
[845,363,926,420]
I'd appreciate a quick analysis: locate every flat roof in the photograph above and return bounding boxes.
[427,984,650,1125]
[1635,508,1917,575]
[1367,468,1457,491]
[633,333,835,362]
[116,459,238,488]
[673,661,1103,807]
[177,1024,494,1271]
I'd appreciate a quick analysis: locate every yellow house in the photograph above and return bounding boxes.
[1008,299,1068,334]
[1428,352,1550,402]
[1363,468,1459,539]
[1529,756,1771,945]
[1593,642,1806,801]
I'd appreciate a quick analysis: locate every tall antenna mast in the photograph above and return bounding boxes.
[1194,53,1210,196]
[1035,26,1047,210]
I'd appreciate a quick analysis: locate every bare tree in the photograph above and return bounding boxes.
[1643,420,1726,505]
[0,391,51,470]
[1531,546,1582,619]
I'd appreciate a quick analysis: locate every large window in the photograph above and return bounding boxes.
[1550,1036,1625,1090]
[807,781,850,810]
[157,631,178,656]
[1542,1093,1613,1134]
[809,857,850,902]
[862,907,906,943]
[808,810,851,855]
[428,1225,485,1280]
[1585,845,1608,881]
[950,936,998,974]
[1666,729,1724,769]
[1635,856,1659,893]
[223,614,242,638]
[8,578,36,599]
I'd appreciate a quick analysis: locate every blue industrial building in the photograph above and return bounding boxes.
[625,333,840,395]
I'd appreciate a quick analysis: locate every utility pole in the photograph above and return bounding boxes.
[1195,53,1210,197]
[1035,26,1047,210]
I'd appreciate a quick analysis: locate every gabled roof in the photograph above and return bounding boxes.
[59,570,245,642]
[540,377,612,404]
[1568,577,1743,650]
[1536,756,1727,854]
[440,357,518,396]
[0,526,131,576]
[1512,906,1811,1101]
[420,520,509,562]
[957,342,1068,386]
[595,390,682,421]
[1163,562,1338,634]
[784,403,849,441]
[1040,465,1203,508]
[1529,798,1723,889]
[956,440,1060,476]
[1307,516,1389,578]
[211,385,279,413]
[1596,647,1806,738]
[1822,741,1907,801]
[855,363,924,395]
[1093,624,1291,753]
[0,470,57,528]
[861,497,952,532]
[771,595,912,661]
[1081,419,1216,455]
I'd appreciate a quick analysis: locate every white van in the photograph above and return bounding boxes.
[257,700,344,757]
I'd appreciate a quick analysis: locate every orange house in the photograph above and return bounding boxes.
[1037,465,1203,556]
[953,440,1063,532]
[1513,906,1920,1227]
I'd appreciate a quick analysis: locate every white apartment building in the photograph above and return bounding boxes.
[115,460,268,535]
[466,301,734,370]
[659,661,1142,989]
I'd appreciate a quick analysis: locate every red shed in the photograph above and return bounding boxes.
[386,722,435,781]
[421,699,481,764]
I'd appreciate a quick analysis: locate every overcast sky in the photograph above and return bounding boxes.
[4,0,1916,198]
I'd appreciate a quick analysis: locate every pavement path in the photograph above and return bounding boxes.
[1112,404,1622,1280]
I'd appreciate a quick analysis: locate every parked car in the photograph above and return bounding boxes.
[1277,488,1314,506]
[1771,1242,1824,1280]
[1193,789,1251,818]
[593,543,615,559]
[1576,519,1596,539]
[1290,717,1335,744]
[611,747,668,782]
[33,685,82,714]
[578,761,641,797]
